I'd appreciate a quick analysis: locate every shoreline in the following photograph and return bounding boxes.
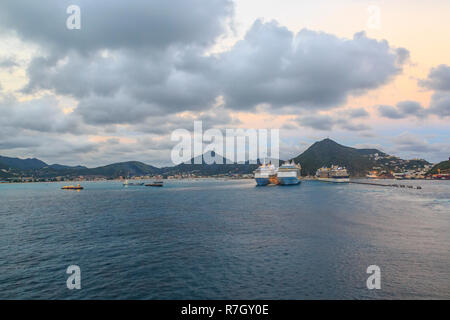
[1,177,448,185]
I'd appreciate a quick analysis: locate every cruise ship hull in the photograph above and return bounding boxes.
[255,177,270,186]
[278,177,301,185]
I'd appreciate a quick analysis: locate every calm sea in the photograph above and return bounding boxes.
[0,179,449,299]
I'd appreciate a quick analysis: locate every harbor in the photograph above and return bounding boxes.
[253,162,351,186]
[1,178,448,299]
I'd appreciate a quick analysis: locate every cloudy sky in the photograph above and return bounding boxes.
[0,0,449,167]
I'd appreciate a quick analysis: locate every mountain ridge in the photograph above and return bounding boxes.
[428,160,450,175]
[0,139,433,180]
[292,138,387,176]
[0,155,47,170]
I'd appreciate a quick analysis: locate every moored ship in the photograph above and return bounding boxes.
[366,171,379,179]
[277,161,301,185]
[254,162,278,186]
[123,179,144,186]
[315,165,350,183]
[145,180,163,187]
[146,176,164,187]
[61,184,84,190]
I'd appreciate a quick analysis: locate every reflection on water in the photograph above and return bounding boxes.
[0,179,449,299]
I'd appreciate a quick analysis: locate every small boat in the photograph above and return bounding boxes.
[61,184,84,190]
[146,180,163,187]
[123,179,144,186]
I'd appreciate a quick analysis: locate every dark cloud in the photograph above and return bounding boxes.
[419,64,450,91]
[2,1,436,165]
[133,105,239,135]
[297,114,336,131]
[378,105,404,119]
[0,0,233,127]
[216,23,408,110]
[378,101,427,119]
[339,122,371,131]
[297,113,370,132]
[0,0,233,53]
[1,6,407,126]
[396,101,426,117]
[0,56,19,71]
[0,121,99,163]
[428,93,450,117]
[414,65,450,118]
[388,133,450,164]
[23,49,220,113]
[395,48,410,65]
[392,133,441,153]
[348,108,369,118]
[0,136,39,149]
[0,95,84,134]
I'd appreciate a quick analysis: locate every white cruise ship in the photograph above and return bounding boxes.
[277,161,301,185]
[254,162,278,186]
[315,165,350,183]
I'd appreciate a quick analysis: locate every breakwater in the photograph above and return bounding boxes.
[350,180,422,189]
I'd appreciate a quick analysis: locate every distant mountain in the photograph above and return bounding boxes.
[0,155,47,170]
[0,154,161,179]
[79,161,160,177]
[35,161,160,178]
[46,164,87,170]
[428,160,450,175]
[161,151,259,176]
[290,138,430,176]
[0,139,433,180]
[291,138,382,176]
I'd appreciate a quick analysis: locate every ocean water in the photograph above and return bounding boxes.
[0,179,449,300]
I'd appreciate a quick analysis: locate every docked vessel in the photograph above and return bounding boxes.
[432,174,450,180]
[315,165,350,183]
[277,161,301,185]
[123,179,144,186]
[366,171,379,179]
[254,162,278,186]
[146,179,164,187]
[61,184,84,190]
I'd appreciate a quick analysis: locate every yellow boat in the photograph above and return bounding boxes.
[61,184,84,190]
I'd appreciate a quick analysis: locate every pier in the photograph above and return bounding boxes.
[349,181,422,189]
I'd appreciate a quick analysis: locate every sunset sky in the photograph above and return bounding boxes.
[0,0,449,166]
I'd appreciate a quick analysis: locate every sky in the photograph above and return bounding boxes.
[0,0,449,167]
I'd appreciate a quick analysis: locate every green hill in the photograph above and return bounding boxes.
[428,160,450,175]
[0,155,161,179]
[36,161,160,178]
[81,161,160,177]
[292,138,384,176]
[0,155,47,170]
[0,161,12,179]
